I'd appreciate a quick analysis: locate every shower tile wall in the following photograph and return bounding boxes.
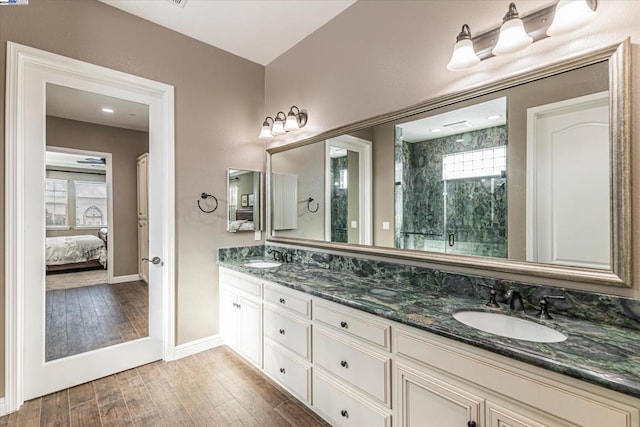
[331,156,348,243]
[399,125,507,258]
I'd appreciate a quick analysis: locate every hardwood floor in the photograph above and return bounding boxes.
[46,281,149,361]
[0,346,329,426]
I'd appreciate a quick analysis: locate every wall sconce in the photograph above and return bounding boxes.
[259,106,308,139]
[446,0,598,72]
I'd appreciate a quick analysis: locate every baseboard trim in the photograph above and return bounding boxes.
[173,335,223,360]
[0,397,7,416]
[111,274,141,284]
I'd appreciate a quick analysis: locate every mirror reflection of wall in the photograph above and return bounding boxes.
[227,169,261,232]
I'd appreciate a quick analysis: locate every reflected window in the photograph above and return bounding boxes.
[75,181,107,227]
[45,178,68,228]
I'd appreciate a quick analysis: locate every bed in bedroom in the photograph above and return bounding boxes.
[45,232,107,272]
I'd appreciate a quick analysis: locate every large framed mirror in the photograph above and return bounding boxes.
[227,168,262,233]
[267,40,631,287]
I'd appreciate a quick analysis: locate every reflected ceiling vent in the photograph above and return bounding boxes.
[443,120,473,131]
[167,0,187,8]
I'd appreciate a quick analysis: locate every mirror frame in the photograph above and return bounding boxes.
[266,39,631,287]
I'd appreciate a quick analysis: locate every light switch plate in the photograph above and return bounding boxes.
[351,220,358,228]
[382,221,390,230]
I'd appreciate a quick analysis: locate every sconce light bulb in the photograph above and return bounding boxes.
[547,0,597,37]
[447,24,480,71]
[259,117,274,139]
[272,117,286,135]
[492,3,533,56]
[284,110,300,131]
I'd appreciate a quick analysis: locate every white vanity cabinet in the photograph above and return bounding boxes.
[311,301,393,426]
[394,326,639,427]
[218,268,640,427]
[219,269,263,368]
[262,281,312,404]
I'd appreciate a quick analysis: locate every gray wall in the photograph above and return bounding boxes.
[0,0,265,396]
[271,142,325,240]
[46,116,148,276]
[265,0,640,300]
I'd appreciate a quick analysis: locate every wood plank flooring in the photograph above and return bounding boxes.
[46,281,149,361]
[0,346,329,427]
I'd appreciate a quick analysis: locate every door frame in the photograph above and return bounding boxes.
[324,135,372,245]
[5,42,176,412]
[45,146,115,284]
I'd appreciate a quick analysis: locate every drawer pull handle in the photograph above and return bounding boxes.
[340,360,348,368]
[279,329,285,335]
[340,321,348,328]
[279,368,286,374]
[279,298,286,304]
[340,410,349,418]
[467,422,476,427]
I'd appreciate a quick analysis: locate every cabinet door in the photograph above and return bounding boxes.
[486,401,576,427]
[220,288,238,350]
[137,219,149,283]
[137,154,148,220]
[238,295,262,368]
[396,363,483,427]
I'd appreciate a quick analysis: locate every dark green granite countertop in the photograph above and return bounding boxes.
[218,259,640,399]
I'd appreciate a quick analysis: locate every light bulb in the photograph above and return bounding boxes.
[492,3,533,56]
[284,111,300,131]
[547,0,597,37]
[446,25,480,71]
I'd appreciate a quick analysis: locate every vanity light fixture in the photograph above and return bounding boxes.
[284,106,308,131]
[271,112,287,136]
[446,0,598,71]
[259,106,308,139]
[446,24,481,71]
[259,117,274,139]
[546,0,597,37]
[492,3,532,56]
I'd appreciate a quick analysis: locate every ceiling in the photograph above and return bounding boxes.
[397,98,507,143]
[99,0,357,66]
[47,83,149,132]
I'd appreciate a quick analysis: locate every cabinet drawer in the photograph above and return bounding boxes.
[264,283,311,318]
[313,328,391,406]
[313,371,391,427]
[264,306,310,360]
[264,340,311,403]
[219,269,262,298]
[313,302,390,350]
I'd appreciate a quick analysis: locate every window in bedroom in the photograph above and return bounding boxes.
[75,181,108,227]
[45,178,68,228]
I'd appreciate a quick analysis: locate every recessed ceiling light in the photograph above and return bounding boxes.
[430,128,442,133]
[102,108,114,113]
[487,114,502,120]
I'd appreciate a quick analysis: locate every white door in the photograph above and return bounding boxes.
[527,92,610,270]
[16,47,172,400]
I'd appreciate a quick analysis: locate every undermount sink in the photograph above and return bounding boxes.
[453,311,567,343]
[243,261,281,268]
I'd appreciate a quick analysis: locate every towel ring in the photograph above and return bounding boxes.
[198,192,218,213]
[307,197,319,213]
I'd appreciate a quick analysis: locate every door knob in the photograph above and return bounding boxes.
[142,256,162,265]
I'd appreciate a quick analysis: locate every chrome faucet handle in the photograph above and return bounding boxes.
[478,283,499,308]
[535,295,566,320]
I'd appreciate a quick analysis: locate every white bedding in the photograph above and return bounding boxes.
[45,235,107,267]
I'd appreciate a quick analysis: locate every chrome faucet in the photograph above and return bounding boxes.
[505,290,526,314]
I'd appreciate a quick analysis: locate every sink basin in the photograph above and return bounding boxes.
[453,311,567,343]
[243,261,281,268]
